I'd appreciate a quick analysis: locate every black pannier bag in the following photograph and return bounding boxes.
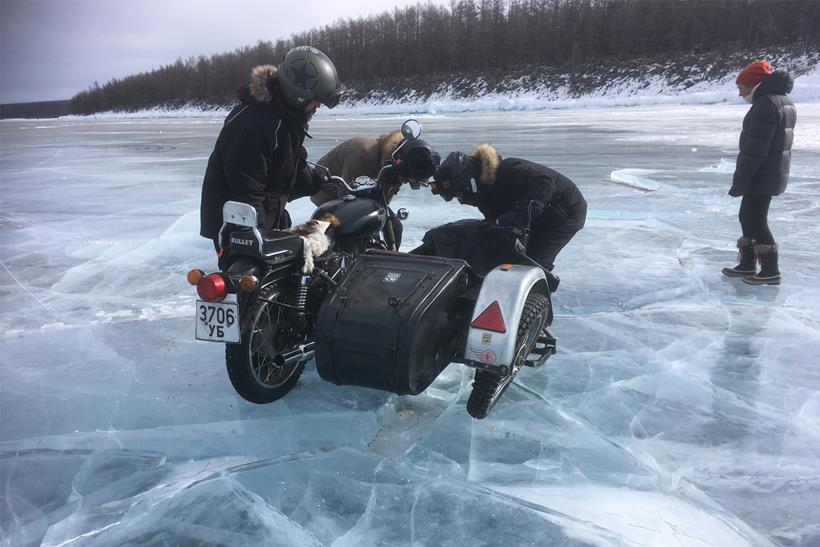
[314,251,470,395]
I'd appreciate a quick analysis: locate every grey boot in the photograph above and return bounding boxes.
[743,244,780,285]
[722,237,756,277]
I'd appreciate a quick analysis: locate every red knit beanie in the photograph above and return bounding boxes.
[736,60,773,87]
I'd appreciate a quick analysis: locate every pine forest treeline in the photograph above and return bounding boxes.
[70,0,819,114]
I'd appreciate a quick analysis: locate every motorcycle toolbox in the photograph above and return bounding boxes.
[314,251,469,395]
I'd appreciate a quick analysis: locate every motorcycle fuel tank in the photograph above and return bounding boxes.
[312,196,386,238]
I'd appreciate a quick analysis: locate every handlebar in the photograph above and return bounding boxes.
[328,175,356,194]
[327,166,392,202]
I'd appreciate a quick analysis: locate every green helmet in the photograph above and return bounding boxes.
[278,46,344,109]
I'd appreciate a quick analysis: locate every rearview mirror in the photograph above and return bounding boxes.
[401,119,421,140]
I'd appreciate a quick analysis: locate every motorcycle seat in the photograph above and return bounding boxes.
[258,229,303,258]
[225,227,303,262]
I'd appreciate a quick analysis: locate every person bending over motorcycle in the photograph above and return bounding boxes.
[430,144,587,271]
[310,130,404,205]
[310,131,440,250]
[199,46,344,260]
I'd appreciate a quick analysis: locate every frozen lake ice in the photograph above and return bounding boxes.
[2,103,820,546]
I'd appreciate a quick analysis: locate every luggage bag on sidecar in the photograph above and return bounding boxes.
[314,251,471,395]
[411,219,559,292]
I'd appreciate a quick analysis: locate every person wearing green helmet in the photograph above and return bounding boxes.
[200,46,345,261]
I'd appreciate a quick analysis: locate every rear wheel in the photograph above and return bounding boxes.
[226,289,306,403]
[467,292,550,419]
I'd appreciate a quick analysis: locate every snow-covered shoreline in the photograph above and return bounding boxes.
[7,60,818,122]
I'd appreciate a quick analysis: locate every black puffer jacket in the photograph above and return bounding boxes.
[467,144,587,231]
[731,71,797,197]
[200,65,321,240]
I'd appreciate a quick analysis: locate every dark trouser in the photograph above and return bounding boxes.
[527,202,587,271]
[739,195,774,245]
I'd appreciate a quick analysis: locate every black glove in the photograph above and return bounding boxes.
[728,186,743,197]
[482,223,521,253]
[312,164,331,184]
[496,210,525,228]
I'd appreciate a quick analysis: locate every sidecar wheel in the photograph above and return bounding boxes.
[225,289,306,404]
[467,292,550,419]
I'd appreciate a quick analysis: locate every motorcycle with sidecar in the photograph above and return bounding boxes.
[188,120,557,419]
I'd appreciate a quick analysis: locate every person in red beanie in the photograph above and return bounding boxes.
[722,60,796,285]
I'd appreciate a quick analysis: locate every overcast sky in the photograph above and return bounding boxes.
[1,0,443,104]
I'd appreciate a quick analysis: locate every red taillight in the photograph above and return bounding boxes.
[197,273,227,302]
[471,300,507,333]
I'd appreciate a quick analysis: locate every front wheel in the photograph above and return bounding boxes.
[467,292,550,419]
[225,289,306,403]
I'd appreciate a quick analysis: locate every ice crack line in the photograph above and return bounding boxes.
[0,258,53,312]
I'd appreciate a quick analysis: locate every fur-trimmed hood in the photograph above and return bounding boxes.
[248,65,278,104]
[470,143,501,185]
[240,64,311,126]
[378,130,404,166]
[755,70,794,99]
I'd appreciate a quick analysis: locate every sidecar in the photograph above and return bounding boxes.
[313,222,557,419]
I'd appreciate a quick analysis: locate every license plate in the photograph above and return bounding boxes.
[195,300,240,343]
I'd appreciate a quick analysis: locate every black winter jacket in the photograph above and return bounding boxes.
[466,145,586,231]
[731,71,797,197]
[200,65,321,240]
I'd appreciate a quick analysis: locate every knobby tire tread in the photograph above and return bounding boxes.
[467,292,550,419]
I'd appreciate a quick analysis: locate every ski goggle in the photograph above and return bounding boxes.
[433,152,478,200]
[320,84,346,109]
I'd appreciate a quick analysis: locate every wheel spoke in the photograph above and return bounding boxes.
[246,295,301,388]
[264,305,275,339]
[251,329,266,352]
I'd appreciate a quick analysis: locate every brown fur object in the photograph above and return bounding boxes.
[754,243,778,255]
[470,143,501,186]
[317,213,341,227]
[249,65,278,104]
[288,214,339,273]
[379,130,404,166]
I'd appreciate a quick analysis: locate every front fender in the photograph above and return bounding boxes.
[464,264,549,368]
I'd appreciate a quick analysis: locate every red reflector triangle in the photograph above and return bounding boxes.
[471,300,506,333]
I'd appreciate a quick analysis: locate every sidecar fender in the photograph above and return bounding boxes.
[464,264,550,368]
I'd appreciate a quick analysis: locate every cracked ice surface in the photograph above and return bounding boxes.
[2,103,819,546]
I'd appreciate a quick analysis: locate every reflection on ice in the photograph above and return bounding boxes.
[2,104,820,545]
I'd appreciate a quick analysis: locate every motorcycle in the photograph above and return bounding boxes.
[188,120,557,419]
[188,120,429,403]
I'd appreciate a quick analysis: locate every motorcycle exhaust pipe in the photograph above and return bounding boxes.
[274,342,316,367]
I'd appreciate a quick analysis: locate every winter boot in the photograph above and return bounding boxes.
[743,244,780,285]
[721,237,756,277]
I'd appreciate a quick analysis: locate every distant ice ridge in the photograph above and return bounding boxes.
[699,158,736,174]
[790,63,820,103]
[332,63,820,116]
[328,63,813,117]
[606,169,663,191]
[47,60,820,121]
